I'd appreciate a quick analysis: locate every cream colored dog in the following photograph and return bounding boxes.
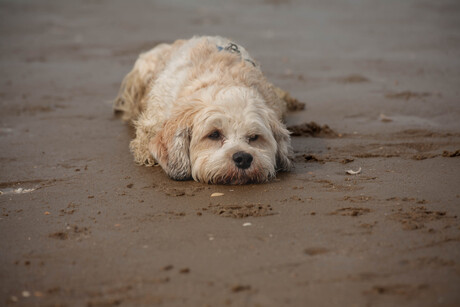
[114,36,296,184]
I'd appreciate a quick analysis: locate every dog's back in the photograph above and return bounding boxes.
[114,36,262,122]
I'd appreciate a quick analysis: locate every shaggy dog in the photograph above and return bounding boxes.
[114,36,298,184]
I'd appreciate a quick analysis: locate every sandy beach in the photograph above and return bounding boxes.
[1,0,460,306]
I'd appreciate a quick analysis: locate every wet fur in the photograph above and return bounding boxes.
[114,36,293,184]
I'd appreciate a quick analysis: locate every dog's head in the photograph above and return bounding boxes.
[149,86,291,184]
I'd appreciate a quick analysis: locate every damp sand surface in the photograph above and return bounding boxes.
[1,0,460,306]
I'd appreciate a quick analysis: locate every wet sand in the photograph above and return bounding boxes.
[1,0,460,306]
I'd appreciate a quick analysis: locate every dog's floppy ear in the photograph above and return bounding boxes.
[270,118,292,172]
[149,103,201,180]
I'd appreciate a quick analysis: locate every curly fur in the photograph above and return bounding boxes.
[114,36,294,184]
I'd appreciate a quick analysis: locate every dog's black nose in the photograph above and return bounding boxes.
[233,151,253,169]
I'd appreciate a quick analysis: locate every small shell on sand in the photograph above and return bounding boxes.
[15,188,35,194]
[211,192,225,197]
[379,113,393,122]
[0,187,36,196]
[346,167,362,175]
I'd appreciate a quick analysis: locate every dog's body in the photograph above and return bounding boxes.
[114,36,293,184]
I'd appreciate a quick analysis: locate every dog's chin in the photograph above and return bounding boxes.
[213,169,268,185]
[193,164,275,185]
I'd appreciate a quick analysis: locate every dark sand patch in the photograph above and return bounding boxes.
[304,247,329,256]
[442,150,460,157]
[293,154,354,164]
[294,154,324,163]
[288,122,338,137]
[49,225,91,240]
[411,153,439,160]
[400,256,455,268]
[391,129,459,139]
[334,142,459,161]
[315,179,364,192]
[330,207,371,217]
[149,183,206,197]
[385,91,431,100]
[209,202,275,218]
[366,284,429,297]
[231,285,252,293]
[274,87,305,111]
[342,195,374,203]
[335,74,370,83]
[389,206,455,230]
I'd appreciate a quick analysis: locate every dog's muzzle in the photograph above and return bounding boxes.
[232,151,253,169]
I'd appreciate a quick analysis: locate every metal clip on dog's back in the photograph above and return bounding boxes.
[216,42,256,67]
[225,43,240,54]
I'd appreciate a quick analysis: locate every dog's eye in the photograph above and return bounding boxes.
[248,135,259,142]
[208,130,221,140]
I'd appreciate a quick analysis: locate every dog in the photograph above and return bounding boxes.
[114,36,300,184]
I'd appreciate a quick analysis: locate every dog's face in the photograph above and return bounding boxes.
[149,87,291,184]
